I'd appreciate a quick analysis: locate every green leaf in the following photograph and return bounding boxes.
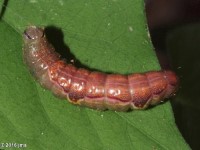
[0,0,189,149]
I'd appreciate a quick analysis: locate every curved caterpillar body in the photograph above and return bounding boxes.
[23,26,178,111]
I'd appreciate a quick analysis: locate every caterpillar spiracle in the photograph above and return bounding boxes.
[23,26,179,111]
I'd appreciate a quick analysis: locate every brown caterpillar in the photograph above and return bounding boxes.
[23,26,179,111]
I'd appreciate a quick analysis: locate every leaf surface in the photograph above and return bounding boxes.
[0,0,189,149]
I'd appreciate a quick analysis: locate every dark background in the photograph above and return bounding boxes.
[146,0,200,149]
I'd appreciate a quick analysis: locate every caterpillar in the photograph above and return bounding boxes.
[23,26,179,111]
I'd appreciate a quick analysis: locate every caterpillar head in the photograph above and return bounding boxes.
[23,26,44,41]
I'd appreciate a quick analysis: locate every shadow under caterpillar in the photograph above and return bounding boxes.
[23,26,179,111]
